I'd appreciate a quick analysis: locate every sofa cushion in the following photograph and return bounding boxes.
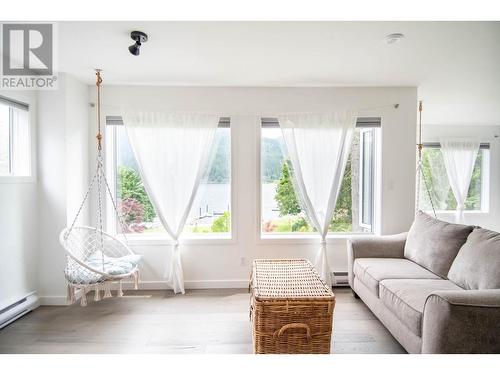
[353,258,441,296]
[447,228,500,290]
[404,211,474,278]
[379,279,462,337]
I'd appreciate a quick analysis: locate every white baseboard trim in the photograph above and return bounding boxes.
[120,279,249,290]
[40,289,84,306]
[39,296,70,306]
[186,279,248,289]
[38,279,249,305]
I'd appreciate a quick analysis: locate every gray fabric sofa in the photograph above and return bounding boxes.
[347,211,500,354]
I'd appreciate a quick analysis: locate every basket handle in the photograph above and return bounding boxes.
[248,269,253,293]
[274,323,312,342]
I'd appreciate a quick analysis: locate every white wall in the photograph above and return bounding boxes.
[423,124,500,231]
[0,91,38,309]
[37,73,89,304]
[85,86,417,290]
[66,76,90,228]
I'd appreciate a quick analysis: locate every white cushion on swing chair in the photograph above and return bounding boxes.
[63,249,142,285]
[86,251,142,275]
[64,268,106,285]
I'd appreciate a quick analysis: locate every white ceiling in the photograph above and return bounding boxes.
[58,21,500,125]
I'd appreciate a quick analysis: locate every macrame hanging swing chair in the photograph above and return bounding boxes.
[59,70,142,306]
[415,100,437,218]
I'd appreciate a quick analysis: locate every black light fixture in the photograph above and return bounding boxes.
[128,31,148,56]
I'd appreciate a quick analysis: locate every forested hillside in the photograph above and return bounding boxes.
[261,138,284,183]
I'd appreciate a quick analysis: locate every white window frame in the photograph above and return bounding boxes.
[359,128,375,231]
[257,119,380,243]
[104,115,236,245]
[0,94,35,184]
[422,144,490,215]
[480,148,490,213]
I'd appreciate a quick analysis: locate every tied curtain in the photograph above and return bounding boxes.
[123,112,219,294]
[278,112,356,287]
[440,138,480,224]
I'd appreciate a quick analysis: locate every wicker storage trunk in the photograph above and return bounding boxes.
[249,258,335,354]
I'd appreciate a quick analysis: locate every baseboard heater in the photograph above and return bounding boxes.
[332,271,349,287]
[0,292,39,329]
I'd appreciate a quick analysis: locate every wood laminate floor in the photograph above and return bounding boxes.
[0,288,405,354]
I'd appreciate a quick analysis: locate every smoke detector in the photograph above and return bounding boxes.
[385,33,405,45]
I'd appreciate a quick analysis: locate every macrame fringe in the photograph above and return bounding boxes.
[67,284,75,304]
[80,287,88,307]
[94,285,101,301]
[103,281,113,299]
[118,280,124,297]
[66,270,140,306]
[134,270,140,290]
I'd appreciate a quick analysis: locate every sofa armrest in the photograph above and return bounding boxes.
[422,289,500,353]
[347,232,407,287]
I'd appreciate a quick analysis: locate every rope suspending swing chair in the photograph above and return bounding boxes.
[59,70,142,306]
[415,100,437,218]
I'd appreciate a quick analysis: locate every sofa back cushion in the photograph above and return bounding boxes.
[447,228,500,289]
[404,211,474,278]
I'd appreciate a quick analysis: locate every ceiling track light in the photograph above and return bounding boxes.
[129,31,148,56]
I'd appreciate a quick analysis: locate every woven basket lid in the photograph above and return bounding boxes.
[252,258,335,301]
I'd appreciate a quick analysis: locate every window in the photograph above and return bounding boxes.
[420,144,489,212]
[108,118,231,237]
[0,97,31,177]
[260,119,378,235]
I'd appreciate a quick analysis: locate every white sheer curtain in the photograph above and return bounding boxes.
[278,112,356,287]
[123,111,219,294]
[440,138,480,223]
